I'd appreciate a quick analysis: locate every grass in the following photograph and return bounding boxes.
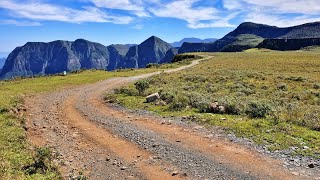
[0,61,190,179]
[110,51,320,157]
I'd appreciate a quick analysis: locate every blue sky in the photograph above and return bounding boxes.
[0,0,320,55]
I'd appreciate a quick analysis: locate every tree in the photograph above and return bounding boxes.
[134,80,149,96]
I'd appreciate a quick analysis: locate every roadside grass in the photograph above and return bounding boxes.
[109,51,320,157]
[0,62,189,179]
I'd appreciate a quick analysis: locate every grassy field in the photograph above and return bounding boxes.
[0,61,190,179]
[110,50,320,157]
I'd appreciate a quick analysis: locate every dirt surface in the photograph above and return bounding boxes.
[25,57,318,179]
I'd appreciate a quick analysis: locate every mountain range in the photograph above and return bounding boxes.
[1,21,320,80]
[170,38,217,47]
[0,36,176,80]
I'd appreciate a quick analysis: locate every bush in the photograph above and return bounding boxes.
[24,147,53,175]
[245,101,271,118]
[188,93,211,113]
[134,80,150,96]
[277,82,287,91]
[146,63,160,68]
[160,91,175,104]
[303,110,320,131]
[219,98,241,115]
[172,54,201,63]
[169,94,190,111]
[114,87,136,96]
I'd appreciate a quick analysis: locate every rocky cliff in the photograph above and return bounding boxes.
[0,36,177,80]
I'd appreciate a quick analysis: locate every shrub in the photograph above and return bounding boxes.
[24,147,53,175]
[172,54,201,63]
[114,87,136,96]
[169,94,190,111]
[303,110,320,131]
[160,91,175,104]
[134,80,150,96]
[146,63,160,68]
[277,82,287,91]
[188,93,211,113]
[245,101,271,118]
[219,98,241,115]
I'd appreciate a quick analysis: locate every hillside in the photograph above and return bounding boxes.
[112,51,320,160]
[0,36,177,80]
[220,34,264,52]
[179,21,320,53]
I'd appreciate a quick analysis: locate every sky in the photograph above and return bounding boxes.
[0,0,320,55]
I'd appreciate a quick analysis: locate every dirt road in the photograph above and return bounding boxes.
[26,57,317,179]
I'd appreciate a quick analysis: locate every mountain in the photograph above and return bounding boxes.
[0,36,177,80]
[220,34,264,52]
[120,36,175,68]
[170,38,217,47]
[0,57,5,69]
[179,21,320,53]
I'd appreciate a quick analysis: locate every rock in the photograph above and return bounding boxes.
[303,146,309,149]
[146,93,160,103]
[155,100,167,106]
[308,163,315,168]
[218,106,226,113]
[106,156,111,161]
[120,166,128,170]
[291,172,299,176]
[172,171,179,176]
[210,102,219,112]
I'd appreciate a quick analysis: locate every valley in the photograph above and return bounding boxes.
[1,19,320,180]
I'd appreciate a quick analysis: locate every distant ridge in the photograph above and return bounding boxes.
[170,38,217,47]
[180,21,320,53]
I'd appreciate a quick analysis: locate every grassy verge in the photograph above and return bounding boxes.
[0,62,190,179]
[109,51,320,158]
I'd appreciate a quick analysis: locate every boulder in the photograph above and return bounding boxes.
[218,106,226,113]
[210,102,219,113]
[146,93,160,103]
[155,100,167,106]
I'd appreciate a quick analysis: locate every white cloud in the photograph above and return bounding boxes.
[0,0,133,24]
[0,19,41,26]
[223,0,320,27]
[90,0,150,17]
[150,0,235,28]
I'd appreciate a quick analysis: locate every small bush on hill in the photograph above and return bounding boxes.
[169,94,190,111]
[134,80,150,96]
[245,101,271,118]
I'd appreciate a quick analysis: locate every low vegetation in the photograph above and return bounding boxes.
[110,51,320,157]
[0,62,188,179]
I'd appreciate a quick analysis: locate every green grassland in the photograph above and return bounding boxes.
[0,61,190,179]
[110,50,320,157]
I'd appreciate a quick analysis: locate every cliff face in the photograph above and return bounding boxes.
[257,38,320,51]
[0,40,112,79]
[0,36,178,80]
[122,36,176,68]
